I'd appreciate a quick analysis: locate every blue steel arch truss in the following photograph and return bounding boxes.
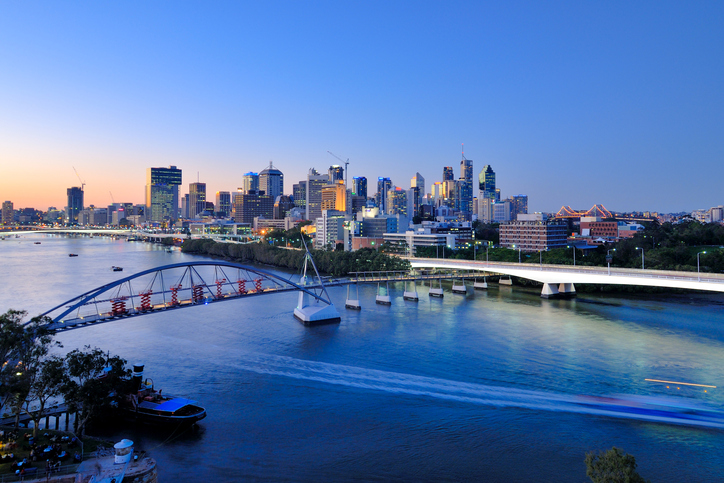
[39,261,332,332]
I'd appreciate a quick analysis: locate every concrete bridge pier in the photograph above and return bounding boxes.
[403,280,419,301]
[452,278,467,294]
[541,283,576,299]
[473,277,488,290]
[376,282,392,305]
[345,284,361,310]
[429,279,444,298]
[558,283,576,298]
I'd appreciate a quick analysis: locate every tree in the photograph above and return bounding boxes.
[585,447,650,483]
[0,310,56,427]
[22,356,68,437]
[62,347,130,437]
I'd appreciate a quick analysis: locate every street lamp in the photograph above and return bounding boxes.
[697,251,707,281]
[635,247,645,269]
[567,245,576,266]
[606,248,616,276]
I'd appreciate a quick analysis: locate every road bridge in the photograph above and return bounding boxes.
[407,258,724,297]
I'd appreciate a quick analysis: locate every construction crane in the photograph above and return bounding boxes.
[109,191,116,204]
[72,167,86,191]
[326,151,350,188]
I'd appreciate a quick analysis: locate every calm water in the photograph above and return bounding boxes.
[2,234,724,482]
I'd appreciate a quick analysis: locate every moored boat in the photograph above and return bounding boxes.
[124,365,206,425]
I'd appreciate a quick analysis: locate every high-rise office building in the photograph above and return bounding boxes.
[328,165,344,183]
[376,177,392,214]
[353,177,367,199]
[387,188,407,216]
[146,165,182,222]
[1,201,13,225]
[216,191,231,217]
[242,172,259,194]
[259,162,284,199]
[273,195,294,219]
[321,181,347,213]
[189,182,206,219]
[233,190,274,224]
[293,181,307,208]
[306,168,329,221]
[510,195,528,219]
[411,173,425,198]
[66,187,84,224]
[457,157,474,220]
[479,165,496,200]
[442,167,454,182]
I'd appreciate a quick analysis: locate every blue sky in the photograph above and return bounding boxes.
[1,1,722,213]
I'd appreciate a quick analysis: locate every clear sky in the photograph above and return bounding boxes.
[1,1,722,213]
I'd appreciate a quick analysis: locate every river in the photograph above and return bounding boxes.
[1,234,723,482]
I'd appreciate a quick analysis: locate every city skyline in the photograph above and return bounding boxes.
[2,2,723,212]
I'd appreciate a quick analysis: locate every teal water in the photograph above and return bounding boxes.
[1,234,723,482]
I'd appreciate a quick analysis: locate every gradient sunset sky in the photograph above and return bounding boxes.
[1,1,722,213]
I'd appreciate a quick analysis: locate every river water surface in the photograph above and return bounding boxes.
[1,235,723,482]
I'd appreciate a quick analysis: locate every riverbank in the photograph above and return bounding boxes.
[181,239,410,276]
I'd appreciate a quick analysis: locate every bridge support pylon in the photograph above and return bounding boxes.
[403,280,419,301]
[558,283,576,298]
[376,282,392,305]
[429,278,444,298]
[473,277,488,290]
[345,284,361,310]
[452,278,467,294]
[540,283,576,299]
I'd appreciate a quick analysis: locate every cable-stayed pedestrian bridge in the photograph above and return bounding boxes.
[407,258,724,297]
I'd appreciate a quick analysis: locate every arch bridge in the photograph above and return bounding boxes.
[40,261,336,331]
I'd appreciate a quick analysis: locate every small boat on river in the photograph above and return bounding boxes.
[112,266,123,271]
[124,365,206,425]
[69,253,79,257]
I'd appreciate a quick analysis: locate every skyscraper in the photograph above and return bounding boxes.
[458,157,473,220]
[66,187,83,224]
[145,165,182,222]
[321,181,347,213]
[479,165,496,200]
[1,201,13,225]
[216,191,231,217]
[259,162,284,199]
[511,195,528,219]
[353,177,367,199]
[376,177,392,214]
[328,165,344,183]
[189,182,206,219]
[306,168,329,221]
[242,172,259,194]
[293,181,307,209]
[442,167,454,182]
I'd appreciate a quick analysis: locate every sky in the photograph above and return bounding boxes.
[1,1,723,213]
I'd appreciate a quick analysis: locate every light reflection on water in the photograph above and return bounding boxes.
[1,234,724,482]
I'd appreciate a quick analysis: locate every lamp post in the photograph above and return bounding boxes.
[697,251,707,281]
[606,248,616,276]
[486,245,489,264]
[567,245,576,266]
[518,248,521,264]
[635,247,645,269]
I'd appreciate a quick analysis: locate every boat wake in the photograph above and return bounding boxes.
[221,353,724,429]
